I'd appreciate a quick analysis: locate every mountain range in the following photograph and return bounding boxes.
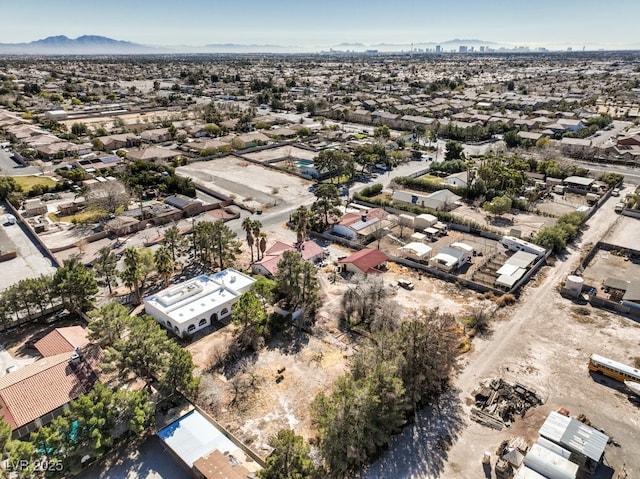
[0,35,630,55]
[0,35,156,54]
[0,35,512,55]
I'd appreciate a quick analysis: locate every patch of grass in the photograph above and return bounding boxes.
[59,207,107,224]
[12,175,56,192]
[417,174,445,183]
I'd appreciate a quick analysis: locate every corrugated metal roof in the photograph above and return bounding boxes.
[505,250,538,268]
[539,411,609,463]
[524,443,578,479]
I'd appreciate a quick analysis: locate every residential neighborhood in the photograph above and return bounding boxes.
[0,36,640,479]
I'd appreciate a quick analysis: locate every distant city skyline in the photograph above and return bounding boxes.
[2,0,639,50]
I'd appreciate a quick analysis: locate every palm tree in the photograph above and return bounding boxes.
[154,245,175,288]
[259,232,267,261]
[241,217,255,263]
[292,205,310,243]
[94,246,118,295]
[162,225,184,262]
[120,247,144,304]
[252,220,263,259]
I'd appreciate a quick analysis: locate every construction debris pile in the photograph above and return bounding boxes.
[494,437,530,479]
[470,378,544,430]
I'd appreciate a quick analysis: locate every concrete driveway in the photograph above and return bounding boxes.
[77,435,190,479]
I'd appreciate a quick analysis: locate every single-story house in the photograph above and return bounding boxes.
[338,248,388,275]
[563,176,595,193]
[429,247,468,272]
[143,269,256,338]
[397,242,432,261]
[332,208,391,241]
[104,215,141,236]
[517,131,543,143]
[392,189,462,211]
[264,127,298,140]
[140,128,172,143]
[23,199,47,217]
[184,138,231,154]
[251,240,325,277]
[0,326,102,439]
[445,171,469,187]
[556,118,584,132]
[126,146,182,162]
[164,195,204,217]
[414,213,438,230]
[233,132,271,148]
[157,409,261,477]
[97,133,140,152]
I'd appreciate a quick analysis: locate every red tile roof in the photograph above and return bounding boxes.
[0,345,103,431]
[253,240,324,276]
[34,326,90,357]
[338,248,389,274]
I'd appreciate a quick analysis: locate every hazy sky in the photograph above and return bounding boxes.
[2,0,639,49]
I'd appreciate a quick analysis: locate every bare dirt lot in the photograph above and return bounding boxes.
[187,264,492,459]
[242,145,317,163]
[177,156,315,210]
[582,248,640,290]
[534,192,590,217]
[453,204,556,239]
[188,324,350,458]
[604,214,640,250]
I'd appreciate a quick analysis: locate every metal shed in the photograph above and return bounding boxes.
[539,411,609,472]
[524,443,578,479]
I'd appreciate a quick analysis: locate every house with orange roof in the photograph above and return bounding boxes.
[251,240,325,277]
[0,326,102,439]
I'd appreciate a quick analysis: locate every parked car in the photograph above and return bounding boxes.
[398,279,414,290]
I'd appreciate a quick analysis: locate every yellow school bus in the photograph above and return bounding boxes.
[588,354,640,383]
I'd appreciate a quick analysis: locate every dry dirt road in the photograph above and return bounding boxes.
[363,195,640,479]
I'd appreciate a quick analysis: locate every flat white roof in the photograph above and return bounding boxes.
[158,410,244,468]
[211,268,256,293]
[144,269,255,324]
[411,232,426,240]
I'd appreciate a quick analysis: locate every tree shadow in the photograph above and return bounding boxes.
[360,387,466,479]
[265,326,310,355]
